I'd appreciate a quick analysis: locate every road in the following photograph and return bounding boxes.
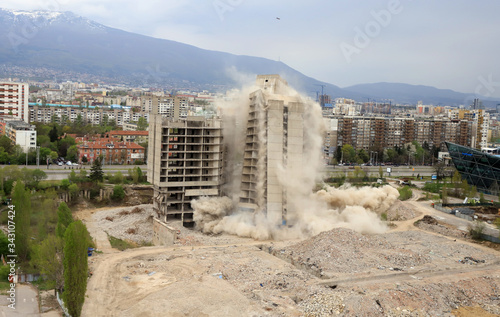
[0,164,142,180]
[0,284,39,316]
[324,165,436,177]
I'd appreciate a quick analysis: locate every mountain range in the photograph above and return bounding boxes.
[0,8,497,106]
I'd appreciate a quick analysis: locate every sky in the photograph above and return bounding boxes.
[2,0,500,97]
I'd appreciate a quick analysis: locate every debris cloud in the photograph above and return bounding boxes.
[192,75,399,240]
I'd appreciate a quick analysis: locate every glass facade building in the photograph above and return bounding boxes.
[446,142,500,195]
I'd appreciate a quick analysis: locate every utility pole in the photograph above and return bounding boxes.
[36,146,40,167]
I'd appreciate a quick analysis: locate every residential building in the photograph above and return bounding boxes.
[148,110,224,227]
[77,139,145,164]
[107,130,149,144]
[0,82,29,123]
[4,120,36,151]
[239,74,305,226]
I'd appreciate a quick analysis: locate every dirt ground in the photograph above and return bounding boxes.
[77,198,500,317]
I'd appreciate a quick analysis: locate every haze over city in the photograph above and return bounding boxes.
[1,0,500,97]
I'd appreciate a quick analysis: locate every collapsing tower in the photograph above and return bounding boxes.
[239,75,305,226]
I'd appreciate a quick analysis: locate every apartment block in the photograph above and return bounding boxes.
[334,116,477,151]
[148,115,224,227]
[239,75,305,226]
[4,120,36,151]
[0,82,29,123]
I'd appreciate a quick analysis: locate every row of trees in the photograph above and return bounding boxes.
[334,141,441,165]
[2,178,92,317]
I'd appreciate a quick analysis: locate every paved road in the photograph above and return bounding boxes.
[324,165,436,177]
[0,284,39,316]
[0,164,143,180]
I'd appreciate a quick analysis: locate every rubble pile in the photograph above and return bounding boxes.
[277,228,432,275]
[386,201,419,221]
[93,204,154,244]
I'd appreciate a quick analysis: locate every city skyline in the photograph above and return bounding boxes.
[1,1,500,98]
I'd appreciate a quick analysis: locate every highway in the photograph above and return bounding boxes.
[324,165,437,178]
[0,164,140,180]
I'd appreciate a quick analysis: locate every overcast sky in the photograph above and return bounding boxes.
[2,0,500,97]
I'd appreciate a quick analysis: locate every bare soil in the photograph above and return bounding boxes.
[79,200,500,317]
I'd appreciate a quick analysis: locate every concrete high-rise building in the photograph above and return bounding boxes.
[239,75,305,226]
[148,106,224,226]
[0,82,29,123]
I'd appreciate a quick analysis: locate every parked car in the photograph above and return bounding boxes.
[66,161,72,166]
[57,161,63,166]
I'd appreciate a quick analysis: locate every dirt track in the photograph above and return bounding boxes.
[78,197,500,317]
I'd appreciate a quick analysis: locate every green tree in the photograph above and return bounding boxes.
[12,181,31,261]
[128,167,143,184]
[60,179,70,190]
[31,169,48,188]
[49,125,59,143]
[0,135,15,154]
[56,202,73,238]
[63,221,89,317]
[68,170,78,183]
[111,185,125,201]
[137,117,148,131]
[68,184,80,201]
[67,145,78,163]
[30,235,64,291]
[0,231,9,258]
[341,144,356,163]
[378,166,383,179]
[79,169,88,181]
[90,158,104,183]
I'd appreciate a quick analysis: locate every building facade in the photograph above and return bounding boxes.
[148,115,224,227]
[4,120,36,152]
[239,75,305,226]
[77,139,145,164]
[0,82,29,123]
[446,141,500,195]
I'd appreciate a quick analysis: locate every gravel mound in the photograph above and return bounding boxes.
[92,204,154,244]
[386,200,419,221]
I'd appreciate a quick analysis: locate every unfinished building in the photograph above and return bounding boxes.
[148,105,224,227]
[239,74,305,226]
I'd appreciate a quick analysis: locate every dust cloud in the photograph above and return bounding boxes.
[192,75,400,240]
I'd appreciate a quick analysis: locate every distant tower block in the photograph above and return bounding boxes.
[239,75,305,226]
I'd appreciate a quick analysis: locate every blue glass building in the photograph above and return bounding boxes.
[446,142,500,195]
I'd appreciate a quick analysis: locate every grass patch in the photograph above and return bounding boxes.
[0,281,11,294]
[108,234,136,251]
[398,186,413,201]
[381,212,388,221]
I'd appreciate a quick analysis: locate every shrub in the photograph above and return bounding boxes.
[60,179,70,190]
[111,185,125,201]
[110,172,124,184]
[398,186,413,201]
[468,221,486,240]
[380,212,388,221]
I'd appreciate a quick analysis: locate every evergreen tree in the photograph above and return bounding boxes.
[12,181,31,261]
[63,221,89,317]
[89,158,104,183]
[56,202,73,238]
[49,125,59,143]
